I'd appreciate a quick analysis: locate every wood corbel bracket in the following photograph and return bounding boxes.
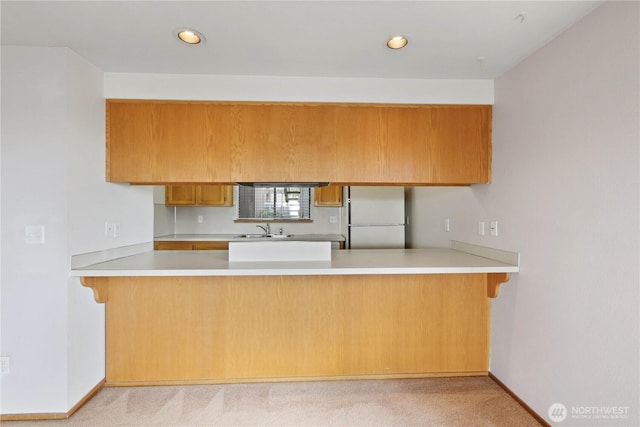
[487,273,510,298]
[80,277,109,303]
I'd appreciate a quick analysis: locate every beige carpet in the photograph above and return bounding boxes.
[3,377,542,426]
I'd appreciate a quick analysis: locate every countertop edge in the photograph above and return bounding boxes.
[70,246,520,277]
[70,266,519,277]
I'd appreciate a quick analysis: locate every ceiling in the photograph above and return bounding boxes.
[1,1,603,79]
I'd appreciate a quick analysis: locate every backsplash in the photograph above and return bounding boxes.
[154,203,175,236]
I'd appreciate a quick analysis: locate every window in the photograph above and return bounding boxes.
[237,186,311,220]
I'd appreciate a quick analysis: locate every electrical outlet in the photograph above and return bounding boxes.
[443,218,450,232]
[329,216,337,224]
[490,221,499,237]
[105,221,114,237]
[1,356,10,374]
[197,215,204,224]
[113,223,121,237]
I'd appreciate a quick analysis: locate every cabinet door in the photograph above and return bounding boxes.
[154,241,194,250]
[197,185,233,206]
[333,104,491,184]
[314,186,343,206]
[427,106,491,184]
[227,103,338,182]
[165,185,233,206]
[155,241,228,250]
[107,101,233,183]
[166,185,197,205]
[193,241,229,250]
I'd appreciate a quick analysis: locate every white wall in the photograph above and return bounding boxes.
[409,2,639,425]
[105,74,493,105]
[1,47,70,413]
[405,186,486,249]
[1,47,153,415]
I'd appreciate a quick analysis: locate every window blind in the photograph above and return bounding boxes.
[238,187,311,220]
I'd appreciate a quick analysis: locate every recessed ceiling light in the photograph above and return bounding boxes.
[176,28,205,45]
[387,36,408,49]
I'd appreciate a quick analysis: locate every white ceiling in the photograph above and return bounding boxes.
[1,1,603,79]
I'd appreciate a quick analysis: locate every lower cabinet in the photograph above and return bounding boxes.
[156,240,344,250]
[154,241,229,250]
[193,241,229,250]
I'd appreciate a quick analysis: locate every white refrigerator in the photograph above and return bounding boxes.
[347,186,406,249]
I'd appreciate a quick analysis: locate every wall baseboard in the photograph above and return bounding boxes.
[489,372,550,427]
[0,378,105,421]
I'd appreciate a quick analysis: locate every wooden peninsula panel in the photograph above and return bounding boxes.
[83,274,491,385]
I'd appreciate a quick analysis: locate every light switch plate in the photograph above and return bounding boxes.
[25,225,45,244]
[477,221,486,236]
[1,356,10,374]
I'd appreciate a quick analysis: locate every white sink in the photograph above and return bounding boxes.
[228,241,332,262]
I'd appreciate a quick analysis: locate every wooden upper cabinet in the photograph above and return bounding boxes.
[107,100,491,185]
[315,185,343,207]
[165,185,197,205]
[197,185,233,206]
[228,103,338,182]
[332,104,491,184]
[107,101,235,183]
[166,185,233,206]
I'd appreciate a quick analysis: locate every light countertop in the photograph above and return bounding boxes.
[70,246,519,277]
[154,233,346,242]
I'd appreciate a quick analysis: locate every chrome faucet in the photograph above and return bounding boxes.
[256,223,270,236]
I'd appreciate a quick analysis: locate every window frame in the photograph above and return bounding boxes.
[235,185,313,222]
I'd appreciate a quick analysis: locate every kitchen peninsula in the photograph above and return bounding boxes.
[71,242,518,386]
